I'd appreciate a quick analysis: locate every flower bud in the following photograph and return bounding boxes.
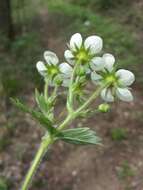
[98,103,110,113]
[54,75,62,86]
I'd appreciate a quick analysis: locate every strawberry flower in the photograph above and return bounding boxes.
[91,53,135,102]
[36,51,73,86]
[64,33,104,71]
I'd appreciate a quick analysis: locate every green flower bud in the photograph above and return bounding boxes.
[54,75,62,86]
[98,103,110,113]
[76,66,85,76]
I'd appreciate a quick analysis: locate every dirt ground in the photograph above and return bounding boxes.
[1,5,143,190]
[1,86,143,190]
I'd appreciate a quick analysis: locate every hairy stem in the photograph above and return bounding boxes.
[21,136,52,190]
[58,84,107,131]
[21,83,108,190]
[76,84,106,113]
[44,80,48,102]
[67,63,78,111]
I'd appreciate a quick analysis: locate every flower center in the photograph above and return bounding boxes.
[105,74,118,86]
[76,49,89,64]
[47,65,59,77]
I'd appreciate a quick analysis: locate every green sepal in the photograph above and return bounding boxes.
[35,89,55,113]
[11,98,57,134]
[35,89,48,113]
[56,127,101,145]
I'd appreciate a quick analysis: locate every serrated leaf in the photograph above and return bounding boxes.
[11,98,56,134]
[35,89,56,116]
[35,89,49,113]
[56,127,101,145]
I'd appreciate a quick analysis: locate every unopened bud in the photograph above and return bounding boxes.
[98,103,110,113]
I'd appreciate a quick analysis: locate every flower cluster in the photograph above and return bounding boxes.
[36,51,72,87]
[91,53,135,102]
[13,31,136,190]
[36,33,135,102]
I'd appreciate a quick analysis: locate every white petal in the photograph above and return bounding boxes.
[64,50,75,65]
[84,35,103,54]
[101,88,114,102]
[59,62,73,77]
[64,50,74,59]
[44,51,59,65]
[62,79,71,87]
[116,87,133,102]
[103,53,115,72]
[90,57,105,71]
[116,69,135,86]
[85,68,91,74]
[91,72,102,83]
[36,61,47,76]
[70,33,82,51]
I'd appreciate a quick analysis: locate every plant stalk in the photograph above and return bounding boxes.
[44,80,48,102]
[21,136,52,190]
[21,83,108,190]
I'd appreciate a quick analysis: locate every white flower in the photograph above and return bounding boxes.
[59,62,73,87]
[70,33,83,51]
[36,61,47,76]
[91,53,135,102]
[36,51,73,87]
[44,51,59,65]
[103,53,115,72]
[64,33,103,69]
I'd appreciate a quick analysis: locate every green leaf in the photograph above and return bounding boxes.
[56,127,101,145]
[35,89,56,115]
[11,98,56,134]
[35,89,49,113]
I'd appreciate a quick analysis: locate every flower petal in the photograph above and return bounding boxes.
[64,50,75,65]
[116,69,135,87]
[70,33,82,51]
[103,53,115,72]
[84,35,103,54]
[101,88,114,102]
[44,51,59,65]
[36,61,47,76]
[116,87,133,102]
[62,79,71,87]
[59,62,73,77]
[90,57,105,71]
[91,72,102,83]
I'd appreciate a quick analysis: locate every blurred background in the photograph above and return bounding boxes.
[0,0,143,189]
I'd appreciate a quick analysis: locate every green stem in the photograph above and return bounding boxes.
[44,80,48,102]
[58,84,107,131]
[21,136,52,190]
[76,84,105,113]
[58,114,73,131]
[67,63,78,111]
[21,83,108,190]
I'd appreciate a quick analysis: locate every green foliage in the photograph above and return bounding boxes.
[11,98,56,134]
[0,177,8,190]
[35,89,56,119]
[35,89,50,114]
[56,127,101,145]
[96,0,130,9]
[70,0,94,6]
[0,33,10,50]
[0,137,11,152]
[47,0,140,70]
[70,0,130,9]
[111,128,127,141]
[117,161,135,180]
[11,33,40,56]
[1,73,22,97]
